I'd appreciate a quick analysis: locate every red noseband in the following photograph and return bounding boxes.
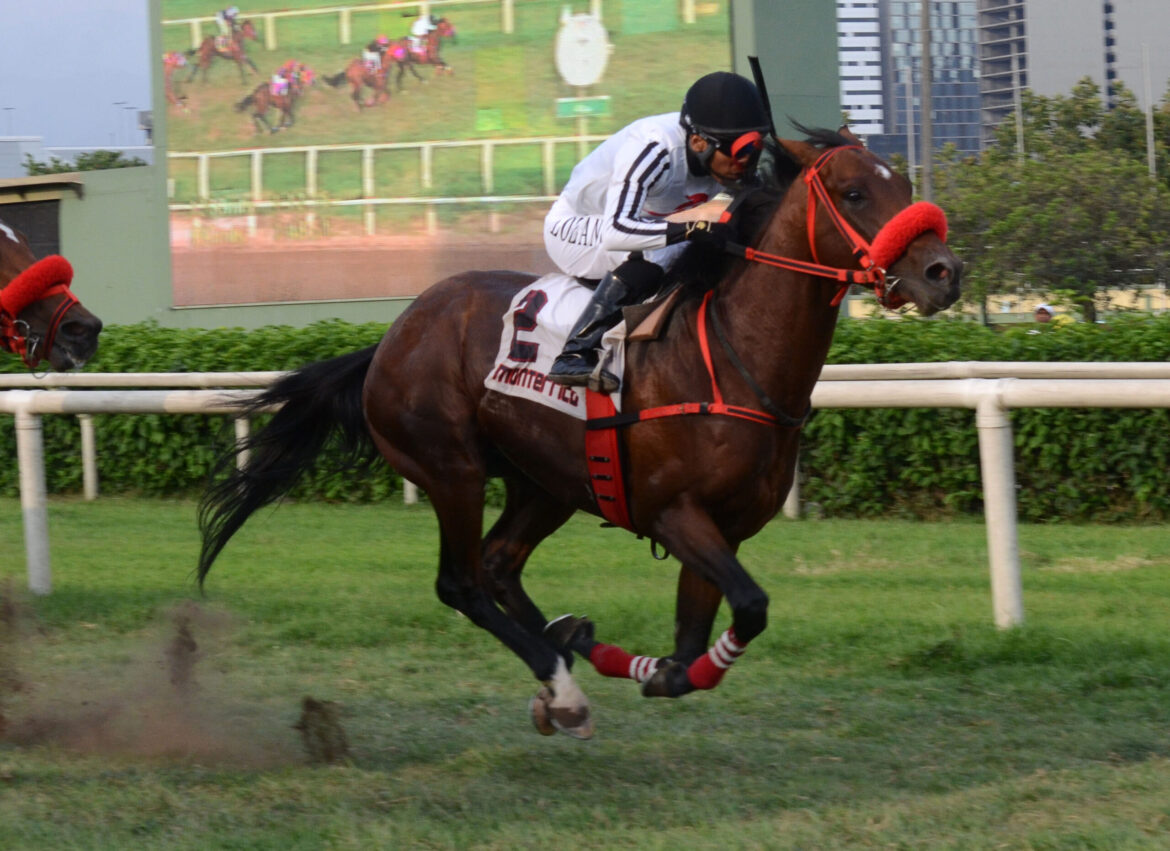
[0,254,74,316]
[0,254,78,367]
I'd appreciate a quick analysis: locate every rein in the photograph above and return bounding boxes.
[0,254,77,367]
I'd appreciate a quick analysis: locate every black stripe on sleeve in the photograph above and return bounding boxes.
[611,142,671,237]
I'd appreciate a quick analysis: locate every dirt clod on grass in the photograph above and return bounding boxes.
[293,696,350,764]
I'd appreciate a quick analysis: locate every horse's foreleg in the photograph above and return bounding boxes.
[640,510,765,698]
[672,564,725,663]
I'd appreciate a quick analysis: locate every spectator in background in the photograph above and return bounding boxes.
[1033,303,1053,323]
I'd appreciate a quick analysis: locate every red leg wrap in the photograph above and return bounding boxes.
[588,643,659,682]
[686,628,747,691]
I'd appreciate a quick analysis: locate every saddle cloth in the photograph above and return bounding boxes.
[485,273,627,420]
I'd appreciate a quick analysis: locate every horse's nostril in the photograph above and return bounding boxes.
[926,260,954,284]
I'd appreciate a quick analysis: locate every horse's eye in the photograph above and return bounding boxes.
[843,189,865,203]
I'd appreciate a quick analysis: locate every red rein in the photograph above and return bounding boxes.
[0,254,77,365]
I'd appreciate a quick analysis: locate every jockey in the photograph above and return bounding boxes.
[363,35,391,72]
[409,14,438,52]
[163,51,188,70]
[215,5,241,37]
[545,71,772,391]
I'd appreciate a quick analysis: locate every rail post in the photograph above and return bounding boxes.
[79,414,98,500]
[234,416,251,470]
[13,394,51,594]
[975,383,1024,628]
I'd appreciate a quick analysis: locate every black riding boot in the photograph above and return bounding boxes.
[548,258,662,393]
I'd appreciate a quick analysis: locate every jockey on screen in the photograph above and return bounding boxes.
[544,71,772,392]
[363,35,391,72]
[215,5,240,37]
[409,14,439,52]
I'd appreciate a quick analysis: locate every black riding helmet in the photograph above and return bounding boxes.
[680,71,771,182]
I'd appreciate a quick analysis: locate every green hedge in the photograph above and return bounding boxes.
[4,314,1170,521]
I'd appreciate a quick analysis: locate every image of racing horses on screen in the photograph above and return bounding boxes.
[187,19,259,84]
[389,16,457,89]
[0,218,102,370]
[237,62,316,133]
[324,51,391,110]
[197,127,961,739]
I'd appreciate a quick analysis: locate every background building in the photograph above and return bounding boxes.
[978,0,1170,146]
[841,0,1170,161]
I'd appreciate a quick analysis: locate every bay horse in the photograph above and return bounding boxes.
[389,17,457,88]
[186,19,259,84]
[0,217,102,370]
[198,127,961,739]
[324,57,390,109]
[236,64,315,134]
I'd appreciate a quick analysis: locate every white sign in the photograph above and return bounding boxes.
[554,10,611,87]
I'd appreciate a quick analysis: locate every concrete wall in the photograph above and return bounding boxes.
[730,0,842,132]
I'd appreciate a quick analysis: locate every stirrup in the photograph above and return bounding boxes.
[587,367,620,394]
[548,353,594,387]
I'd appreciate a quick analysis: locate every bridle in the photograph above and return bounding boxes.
[724,144,948,309]
[0,254,78,368]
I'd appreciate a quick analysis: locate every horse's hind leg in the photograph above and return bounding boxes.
[481,474,575,637]
[430,476,593,738]
[368,418,592,738]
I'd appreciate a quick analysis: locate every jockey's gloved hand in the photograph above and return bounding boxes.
[666,220,735,253]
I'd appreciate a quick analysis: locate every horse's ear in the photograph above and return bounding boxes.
[838,125,864,146]
[777,138,821,168]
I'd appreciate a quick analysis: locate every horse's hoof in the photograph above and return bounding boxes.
[544,614,595,657]
[528,685,594,740]
[641,660,693,698]
[528,686,557,736]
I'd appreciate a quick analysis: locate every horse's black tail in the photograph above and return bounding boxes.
[234,93,254,111]
[324,71,347,88]
[197,345,380,587]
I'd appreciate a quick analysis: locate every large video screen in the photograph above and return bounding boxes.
[161,0,731,306]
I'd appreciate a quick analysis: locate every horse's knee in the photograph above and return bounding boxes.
[731,590,769,643]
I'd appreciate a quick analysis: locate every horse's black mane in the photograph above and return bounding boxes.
[665,125,852,294]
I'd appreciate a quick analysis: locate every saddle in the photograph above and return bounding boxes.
[623,285,685,343]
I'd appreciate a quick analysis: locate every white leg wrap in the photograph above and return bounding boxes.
[549,656,588,710]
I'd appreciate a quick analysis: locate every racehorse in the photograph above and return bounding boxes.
[197,127,961,739]
[236,64,315,134]
[0,217,102,370]
[186,19,259,84]
[388,16,457,88]
[324,57,390,109]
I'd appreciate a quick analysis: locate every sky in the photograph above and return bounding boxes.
[0,0,153,148]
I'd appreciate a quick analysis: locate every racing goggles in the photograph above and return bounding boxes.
[708,130,765,162]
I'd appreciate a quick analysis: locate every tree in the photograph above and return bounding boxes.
[932,78,1170,323]
[936,147,1170,323]
[23,150,147,175]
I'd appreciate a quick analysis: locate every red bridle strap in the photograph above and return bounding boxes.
[724,146,949,308]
